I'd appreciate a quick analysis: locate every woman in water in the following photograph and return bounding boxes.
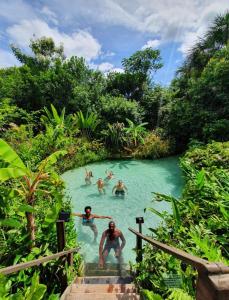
[112,180,128,196]
[85,168,93,185]
[72,206,112,242]
[105,170,115,182]
[96,178,106,194]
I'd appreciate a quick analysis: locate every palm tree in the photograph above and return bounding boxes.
[204,12,229,50]
[180,12,229,77]
[0,139,66,247]
[124,119,148,147]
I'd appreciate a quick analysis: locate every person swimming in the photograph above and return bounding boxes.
[96,178,105,194]
[72,206,112,242]
[99,221,126,268]
[112,180,128,196]
[105,170,115,182]
[85,168,93,185]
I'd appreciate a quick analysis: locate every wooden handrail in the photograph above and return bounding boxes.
[129,228,229,275]
[129,227,229,299]
[0,247,79,276]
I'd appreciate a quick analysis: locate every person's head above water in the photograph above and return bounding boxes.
[84,206,91,216]
[118,180,122,185]
[108,221,115,232]
[89,171,93,177]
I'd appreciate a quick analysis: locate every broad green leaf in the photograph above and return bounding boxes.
[51,104,61,124]
[38,150,67,170]
[168,288,194,300]
[0,218,21,228]
[18,204,35,213]
[196,169,205,189]
[0,139,26,170]
[145,207,165,219]
[141,289,163,300]
[0,167,27,182]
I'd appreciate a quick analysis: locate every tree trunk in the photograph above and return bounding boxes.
[26,212,35,248]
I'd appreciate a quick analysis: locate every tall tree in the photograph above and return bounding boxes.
[122,47,163,77]
[11,37,65,71]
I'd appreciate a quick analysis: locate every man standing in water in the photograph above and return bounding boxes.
[72,206,112,242]
[112,180,128,196]
[99,221,126,268]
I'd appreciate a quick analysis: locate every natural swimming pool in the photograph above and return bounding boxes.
[62,157,184,265]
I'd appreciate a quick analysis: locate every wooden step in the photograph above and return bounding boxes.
[66,292,140,300]
[75,276,133,285]
[85,263,129,277]
[71,283,137,293]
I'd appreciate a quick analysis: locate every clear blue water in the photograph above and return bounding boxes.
[62,157,184,265]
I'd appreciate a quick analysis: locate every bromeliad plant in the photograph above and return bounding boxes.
[73,110,100,138]
[0,139,67,247]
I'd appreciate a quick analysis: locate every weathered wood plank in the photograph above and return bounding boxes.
[128,228,229,274]
[0,247,79,275]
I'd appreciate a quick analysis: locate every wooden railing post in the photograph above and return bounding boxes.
[196,265,229,300]
[56,220,66,252]
[136,217,144,263]
[129,227,229,299]
[56,220,67,293]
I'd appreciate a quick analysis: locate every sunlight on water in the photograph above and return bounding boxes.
[62,157,184,265]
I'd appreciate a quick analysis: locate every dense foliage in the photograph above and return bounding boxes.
[0,11,228,300]
[132,141,229,299]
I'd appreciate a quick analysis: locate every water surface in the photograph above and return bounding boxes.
[62,157,184,264]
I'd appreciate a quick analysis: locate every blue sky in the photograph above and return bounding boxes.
[0,0,229,85]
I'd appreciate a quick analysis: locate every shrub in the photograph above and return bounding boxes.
[133,132,170,158]
[99,95,143,125]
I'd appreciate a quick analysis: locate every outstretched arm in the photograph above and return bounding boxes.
[93,214,112,219]
[72,213,83,217]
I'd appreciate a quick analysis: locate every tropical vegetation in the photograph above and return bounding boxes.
[0,11,228,300]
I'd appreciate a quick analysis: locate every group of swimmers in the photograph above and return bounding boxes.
[72,168,128,267]
[73,206,125,268]
[85,168,128,196]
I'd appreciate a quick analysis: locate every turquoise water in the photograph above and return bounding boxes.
[62,157,184,264]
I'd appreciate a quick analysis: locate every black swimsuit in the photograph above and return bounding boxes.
[115,190,125,195]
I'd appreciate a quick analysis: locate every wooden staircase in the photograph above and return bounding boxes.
[61,276,140,300]
[61,263,140,300]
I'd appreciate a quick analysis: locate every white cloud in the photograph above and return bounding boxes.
[40,6,58,25]
[47,0,229,55]
[98,62,114,72]
[100,50,116,59]
[7,19,101,61]
[0,49,19,68]
[111,67,124,73]
[142,39,160,49]
[95,62,124,74]
[0,0,35,22]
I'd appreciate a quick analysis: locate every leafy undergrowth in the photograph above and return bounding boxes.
[132,141,229,299]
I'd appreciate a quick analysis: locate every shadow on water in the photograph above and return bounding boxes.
[109,160,137,170]
[108,195,126,201]
[80,184,90,189]
[87,193,104,198]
